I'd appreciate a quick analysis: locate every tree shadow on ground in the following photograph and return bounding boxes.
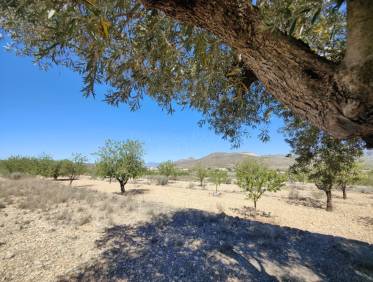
[358,216,373,226]
[287,197,324,209]
[59,209,373,282]
[113,189,150,196]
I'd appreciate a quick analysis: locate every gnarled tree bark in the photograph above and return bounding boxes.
[141,0,373,146]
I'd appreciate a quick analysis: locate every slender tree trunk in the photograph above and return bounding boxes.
[342,185,347,200]
[142,0,373,146]
[253,200,257,217]
[325,190,333,211]
[119,180,125,193]
[200,178,203,187]
[118,178,129,194]
[69,178,73,186]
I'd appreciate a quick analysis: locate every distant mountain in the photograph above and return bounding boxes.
[175,152,294,171]
[145,162,160,168]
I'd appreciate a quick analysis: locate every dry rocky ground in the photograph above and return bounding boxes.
[0,176,373,281]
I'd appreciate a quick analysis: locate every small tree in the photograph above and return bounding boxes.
[51,160,64,180]
[236,160,284,214]
[194,164,208,187]
[209,169,228,194]
[283,118,364,211]
[61,154,87,186]
[158,161,177,180]
[96,139,145,193]
[335,162,363,200]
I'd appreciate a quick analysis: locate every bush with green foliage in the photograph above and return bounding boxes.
[95,139,145,193]
[209,169,228,194]
[236,160,285,213]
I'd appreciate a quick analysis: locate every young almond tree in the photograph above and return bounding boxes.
[61,153,87,186]
[336,162,363,200]
[209,169,228,194]
[96,140,145,193]
[194,164,208,187]
[284,117,364,211]
[158,161,177,180]
[236,159,285,214]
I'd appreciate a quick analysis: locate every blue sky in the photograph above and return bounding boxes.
[0,47,290,163]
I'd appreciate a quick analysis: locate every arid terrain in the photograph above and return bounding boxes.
[1,176,373,281]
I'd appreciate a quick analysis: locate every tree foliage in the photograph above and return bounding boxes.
[61,153,88,185]
[236,159,284,212]
[96,139,145,193]
[194,164,208,187]
[283,117,364,210]
[209,169,228,194]
[158,161,177,178]
[0,0,349,145]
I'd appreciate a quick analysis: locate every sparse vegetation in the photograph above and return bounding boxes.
[236,159,285,214]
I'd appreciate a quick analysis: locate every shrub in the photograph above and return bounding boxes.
[9,172,23,180]
[156,175,169,186]
[288,188,299,200]
[311,190,324,200]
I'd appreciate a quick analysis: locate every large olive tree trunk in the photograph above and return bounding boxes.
[142,0,373,146]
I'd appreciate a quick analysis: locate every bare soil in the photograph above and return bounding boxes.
[0,176,372,281]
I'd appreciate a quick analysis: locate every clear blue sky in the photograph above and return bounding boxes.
[0,47,290,163]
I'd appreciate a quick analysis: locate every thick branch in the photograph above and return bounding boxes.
[141,0,373,145]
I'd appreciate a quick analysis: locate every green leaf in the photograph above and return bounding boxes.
[311,8,321,24]
[289,17,298,35]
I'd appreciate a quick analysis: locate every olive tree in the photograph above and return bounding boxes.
[236,159,285,213]
[194,164,208,187]
[2,1,373,147]
[209,169,228,194]
[96,139,145,193]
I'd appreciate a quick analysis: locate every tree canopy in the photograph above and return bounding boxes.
[1,0,372,145]
[96,139,145,193]
[283,117,364,210]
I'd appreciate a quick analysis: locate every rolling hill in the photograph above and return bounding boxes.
[174,152,294,171]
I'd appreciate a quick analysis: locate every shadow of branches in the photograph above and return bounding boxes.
[59,210,373,282]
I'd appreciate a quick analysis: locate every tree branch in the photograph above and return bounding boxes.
[141,0,373,145]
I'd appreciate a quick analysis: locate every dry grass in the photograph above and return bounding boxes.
[0,178,156,228]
